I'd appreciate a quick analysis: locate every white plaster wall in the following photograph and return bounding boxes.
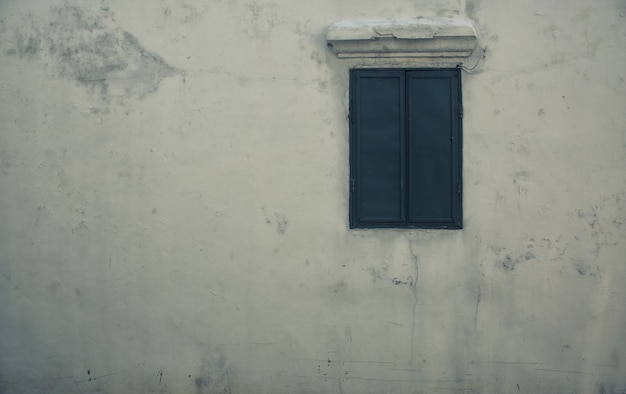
[0,0,625,393]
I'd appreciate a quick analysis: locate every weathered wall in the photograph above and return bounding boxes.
[1,0,625,393]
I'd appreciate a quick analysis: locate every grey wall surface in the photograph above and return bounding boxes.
[1,0,625,393]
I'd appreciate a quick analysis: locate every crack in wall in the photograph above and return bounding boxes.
[408,239,419,366]
[474,284,481,331]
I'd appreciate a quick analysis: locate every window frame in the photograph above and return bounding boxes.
[349,68,463,230]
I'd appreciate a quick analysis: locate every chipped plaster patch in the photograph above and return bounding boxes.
[7,2,179,100]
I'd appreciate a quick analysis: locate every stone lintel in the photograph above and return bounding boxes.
[326,17,478,59]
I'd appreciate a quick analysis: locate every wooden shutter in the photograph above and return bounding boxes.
[350,70,405,227]
[407,70,462,228]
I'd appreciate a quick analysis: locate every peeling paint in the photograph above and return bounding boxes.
[7,2,179,99]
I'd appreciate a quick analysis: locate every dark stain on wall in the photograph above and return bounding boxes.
[194,355,232,394]
[501,251,535,271]
[11,14,41,57]
[261,208,288,234]
[572,259,599,277]
[597,382,626,394]
[7,3,179,100]
[391,277,413,286]
[465,0,482,25]
[618,1,626,18]
[331,279,347,294]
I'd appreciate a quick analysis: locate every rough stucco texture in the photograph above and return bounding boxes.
[1,0,625,393]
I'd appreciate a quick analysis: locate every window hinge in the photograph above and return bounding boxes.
[458,106,463,119]
[457,181,462,195]
[351,179,356,192]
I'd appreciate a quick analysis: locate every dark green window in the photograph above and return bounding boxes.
[349,68,462,229]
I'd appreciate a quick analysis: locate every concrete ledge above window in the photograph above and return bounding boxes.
[326,17,478,60]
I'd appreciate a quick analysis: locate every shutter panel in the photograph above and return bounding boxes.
[407,71,461,227]
[350,70,405,227]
